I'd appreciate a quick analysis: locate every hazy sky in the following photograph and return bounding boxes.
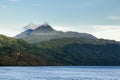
[0,0,120,41]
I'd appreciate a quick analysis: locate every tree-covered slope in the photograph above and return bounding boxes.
[35,38,120,66]
[0,34,50,66]
[1,34,120,66]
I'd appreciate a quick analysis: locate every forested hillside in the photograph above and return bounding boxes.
[1,34,120,66]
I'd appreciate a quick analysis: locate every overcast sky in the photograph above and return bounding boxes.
[0,0,120,41]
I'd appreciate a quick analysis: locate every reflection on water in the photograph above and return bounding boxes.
[0,66,119,80]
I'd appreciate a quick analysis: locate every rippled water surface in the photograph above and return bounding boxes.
[0,66,119,80]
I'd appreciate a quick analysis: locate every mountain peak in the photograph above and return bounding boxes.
[34,23,55,33]
[42,22,49,26]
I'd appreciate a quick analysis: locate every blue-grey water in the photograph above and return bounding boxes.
[0,66,119,80]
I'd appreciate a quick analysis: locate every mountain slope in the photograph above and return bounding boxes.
[15,23,97,43]
[15,29,33,39]
[0,34,50,66]
[1,34,120,66]
[35,38,120,66]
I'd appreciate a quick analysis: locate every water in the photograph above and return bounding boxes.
[0,66,119,80]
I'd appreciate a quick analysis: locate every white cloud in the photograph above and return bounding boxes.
[107,16,120,20]
[90,25,120,41]
[24,23,38,30]
[0,23,23,37]
[53,25,120,41]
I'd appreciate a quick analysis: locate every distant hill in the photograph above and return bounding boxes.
[15,23,97,43]
[1,34,120,66]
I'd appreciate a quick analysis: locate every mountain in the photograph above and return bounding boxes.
[15,23,97,43]
[1,23,120,66]
[15,29,33,39]
[1,34,120,66]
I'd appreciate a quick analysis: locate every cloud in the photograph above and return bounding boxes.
[72,25,120,41]
[88,25,120,41]
[24,23,38,30]
[107,16,120,20]
[54,25,120,41]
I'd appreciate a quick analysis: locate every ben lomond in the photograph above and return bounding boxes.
[0,23,120,66]
[15,23,97,43]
